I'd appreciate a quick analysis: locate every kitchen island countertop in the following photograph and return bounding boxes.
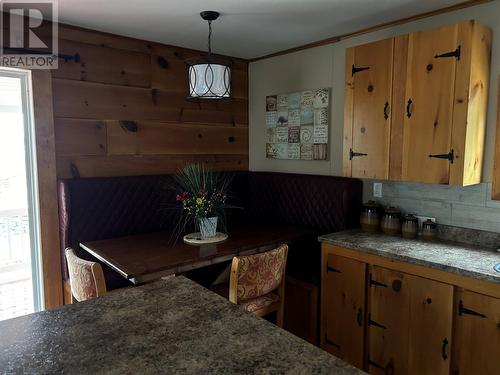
[0,276,362,374]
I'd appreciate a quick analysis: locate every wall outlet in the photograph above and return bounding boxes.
[415,215,436,231]
[373,182,383,198]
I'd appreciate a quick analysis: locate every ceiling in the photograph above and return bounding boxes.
[55,0,469,59]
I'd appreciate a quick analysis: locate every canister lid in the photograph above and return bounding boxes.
[363,200,379,208]
[402,213,418,222]
[422,219,436,228]
[385,206,401,214]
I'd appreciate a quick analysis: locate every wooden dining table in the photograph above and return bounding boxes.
[80,221,314,284]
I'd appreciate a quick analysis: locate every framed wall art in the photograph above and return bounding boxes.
[265,88,329,161]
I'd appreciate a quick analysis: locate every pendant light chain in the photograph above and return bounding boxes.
[207,20,212,56]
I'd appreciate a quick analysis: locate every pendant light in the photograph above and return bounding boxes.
[186,11,231,100]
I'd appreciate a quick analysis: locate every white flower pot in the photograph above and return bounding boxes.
[198,216,218,238]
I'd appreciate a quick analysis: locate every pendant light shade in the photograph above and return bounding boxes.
[186,11,231,100]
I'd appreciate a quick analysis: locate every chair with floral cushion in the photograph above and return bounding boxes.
[228,244,288,327]
[65,247,107,302]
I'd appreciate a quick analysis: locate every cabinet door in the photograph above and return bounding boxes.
[402,24,459,184]
[368,267,410,374]
[407,275,453,375]
[369,267,453,375]
[345,38,393,179]
[323,254,366,369]
[452,290,500,375]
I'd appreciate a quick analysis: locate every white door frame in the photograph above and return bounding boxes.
[0,67,44,311]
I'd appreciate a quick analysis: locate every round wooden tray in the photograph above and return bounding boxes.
[183,232,228,245]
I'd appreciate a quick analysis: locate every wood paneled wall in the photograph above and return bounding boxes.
[52,24,249,179]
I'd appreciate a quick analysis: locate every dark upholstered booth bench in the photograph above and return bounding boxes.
[58,171,362,344]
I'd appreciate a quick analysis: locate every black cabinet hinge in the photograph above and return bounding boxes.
[351,64,370,76]
[326,263,341,274]
[368,314,387,329]
[434,45,461,61]
[325,336,340,349]
[458,300,487,318]
[368,359,385,370]
[369,274,388,288]
[428,149,454,164]
[349,148,368,160]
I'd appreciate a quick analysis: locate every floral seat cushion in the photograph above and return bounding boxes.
[65,248,106,302]
[239,292,280,313]
[236,244,288,301]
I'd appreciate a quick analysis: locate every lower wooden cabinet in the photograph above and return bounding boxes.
[452,290,500,375]
[321,253,366,369]
[368,266,453,374]
[368,267,411,374]
[407,274,453,375]
[321,244,500,375]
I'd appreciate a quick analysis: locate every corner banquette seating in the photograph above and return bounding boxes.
[58,171,362,343]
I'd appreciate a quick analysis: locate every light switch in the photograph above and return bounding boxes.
[373,182,383,198]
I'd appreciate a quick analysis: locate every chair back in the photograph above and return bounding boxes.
[229,244,288,304]
[65,248,107,302]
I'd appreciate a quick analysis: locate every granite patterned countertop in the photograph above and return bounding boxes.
[0,276,362,374]
[319,230,500,285]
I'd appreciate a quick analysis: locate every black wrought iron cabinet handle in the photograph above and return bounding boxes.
[442,338,449,360]
[384,102,390,120]
[356,308,363,327]
[406,99,413,118]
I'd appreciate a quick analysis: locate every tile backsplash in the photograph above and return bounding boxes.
[363,180,500,234]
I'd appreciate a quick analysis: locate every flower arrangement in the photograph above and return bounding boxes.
[174,164,234,238]
[176,188,228,219]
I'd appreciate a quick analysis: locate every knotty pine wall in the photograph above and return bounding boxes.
[51,24,248,179]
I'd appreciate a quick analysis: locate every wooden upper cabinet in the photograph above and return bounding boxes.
[344,20,491,186]
[344,38,394,179]
[452,290,500,375]
[402,24,459,184]
[401,21,491,185]
[321,254,367,370]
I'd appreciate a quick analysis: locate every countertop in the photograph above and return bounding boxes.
[0,276,362,374]
[319,230,500,285]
